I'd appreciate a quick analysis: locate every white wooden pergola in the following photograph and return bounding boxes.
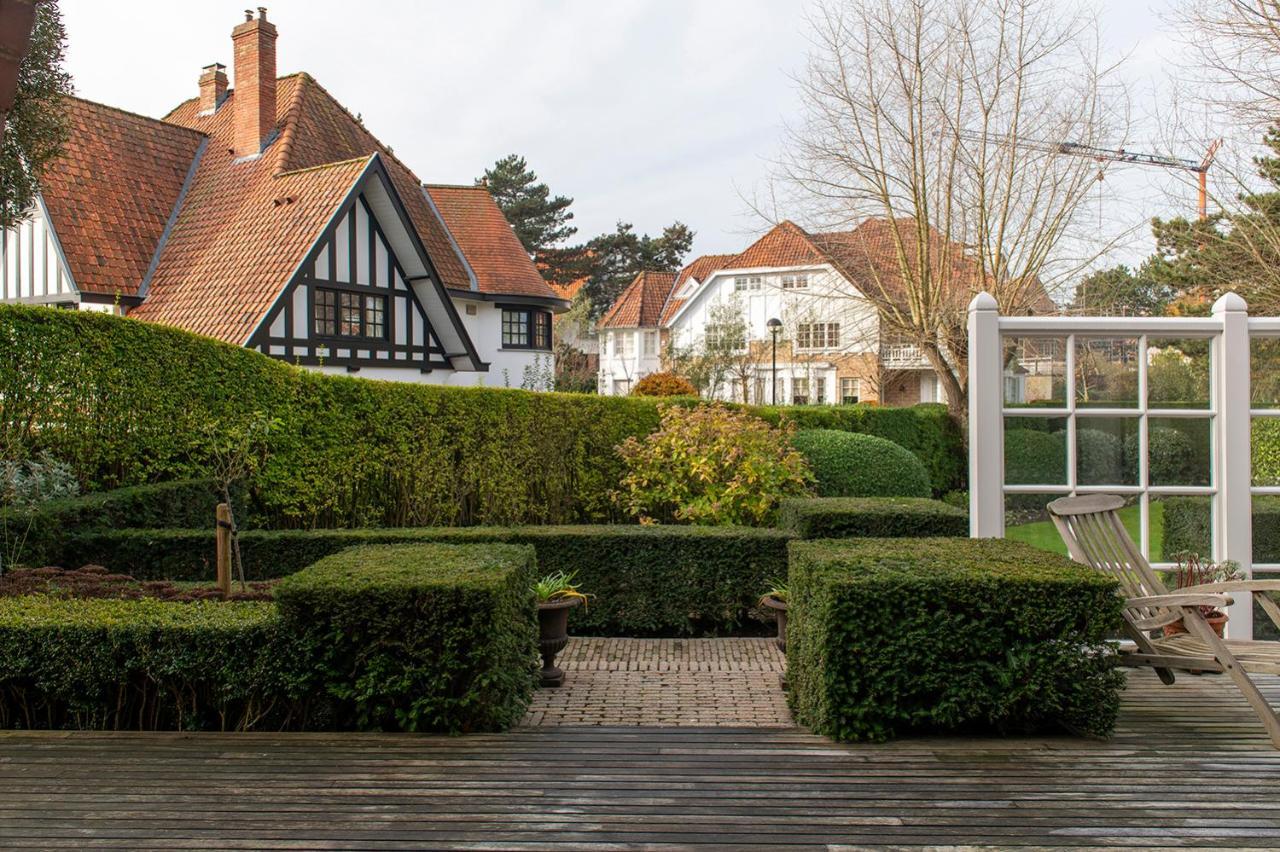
[967,291,1276,639]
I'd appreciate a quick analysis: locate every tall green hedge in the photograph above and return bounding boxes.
[778,497,967,539]
[57,525,795,636]
[1163,495,1280,562]
[790,430,931,498]
[0,306,963,524]
[787,538,1124,742]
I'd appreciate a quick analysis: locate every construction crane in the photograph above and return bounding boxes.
[954,129,1222,220]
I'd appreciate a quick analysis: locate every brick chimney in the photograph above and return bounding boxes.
[197,63,228,114]
[231,7,277,158]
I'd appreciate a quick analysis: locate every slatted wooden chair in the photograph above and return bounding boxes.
[1047,494,1280,749]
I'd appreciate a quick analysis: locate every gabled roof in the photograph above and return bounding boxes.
[730,220,829,269]
[658,253,735,326]
[424,184,560,300]
[38,97,205,298]
[598,270,676,329]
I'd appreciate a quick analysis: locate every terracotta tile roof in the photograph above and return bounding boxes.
[730,220,829,269]
[658,253,735,326]
[598,271,676,329]
[424,184,558,299]
[548,275,586,301]
[38,97,204,297]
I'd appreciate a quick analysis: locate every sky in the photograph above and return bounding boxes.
[60,0,1196,267]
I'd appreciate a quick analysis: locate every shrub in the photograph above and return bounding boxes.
[790,430,930,498]
[632,371,696,397]
[1253,419,1280,487]
[1075,427,1125,485]
[615,404,812,526]
[787,538,1124,742]
[0,597,303,730]
[275,543,537,732]
[1003,429,1065,485]
[1163,495,1280,563]
[1123,426,1197,485]
[57,525,794,636]
[778,497,967,539]
[752,402,964,495]
[0,452,79,509]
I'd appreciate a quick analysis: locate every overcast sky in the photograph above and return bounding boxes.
[62,0,1192,266]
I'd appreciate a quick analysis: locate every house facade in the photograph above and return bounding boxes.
[0,10,565,388]
[597,221,950,405]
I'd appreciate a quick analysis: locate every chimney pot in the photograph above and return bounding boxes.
[231,10,278,158]
[244,9,253,21]
[258,7,268,20]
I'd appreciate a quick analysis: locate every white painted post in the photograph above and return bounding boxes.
[1212,293,1253,639]
[968,292,1003,538]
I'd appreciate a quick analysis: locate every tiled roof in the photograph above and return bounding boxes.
[658,253,735,326]
[729,220,828,269]
[425,184,558,299]
[598,271,676,329]
[38,97,204,297]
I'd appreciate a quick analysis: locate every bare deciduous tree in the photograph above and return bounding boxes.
[779,0,1131,410]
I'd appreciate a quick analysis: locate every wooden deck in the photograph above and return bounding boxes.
[1,670,1279,849]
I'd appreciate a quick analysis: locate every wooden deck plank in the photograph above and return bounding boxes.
[0,670,1277,848]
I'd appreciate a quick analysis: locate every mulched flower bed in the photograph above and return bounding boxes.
[0,565,277,601]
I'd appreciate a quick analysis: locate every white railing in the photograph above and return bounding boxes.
[968,292,1263,639]
[881,341,930,368]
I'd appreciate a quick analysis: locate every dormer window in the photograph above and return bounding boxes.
[781,273,810,290]
[733,276,762,293]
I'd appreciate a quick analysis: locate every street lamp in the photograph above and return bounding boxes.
[767,318,783,405]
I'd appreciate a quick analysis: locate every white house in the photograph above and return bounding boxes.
[0,10,566,388]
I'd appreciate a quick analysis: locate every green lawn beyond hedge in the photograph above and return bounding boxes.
[0,543,537,732]
[0,305,963,530]
[786,538,1125,742]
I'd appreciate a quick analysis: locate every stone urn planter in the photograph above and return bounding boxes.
[761,594,788,653]
[537,597,583,687]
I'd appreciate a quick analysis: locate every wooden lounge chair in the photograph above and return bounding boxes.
[1047,493,1280,749]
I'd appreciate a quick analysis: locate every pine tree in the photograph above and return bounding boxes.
[0,1,71,229]
[581,222,694,321]
[480,154,576,256]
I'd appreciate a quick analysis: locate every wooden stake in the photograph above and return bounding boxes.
[215,502,232,599]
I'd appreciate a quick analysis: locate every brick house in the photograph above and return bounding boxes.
[0,10,566,387]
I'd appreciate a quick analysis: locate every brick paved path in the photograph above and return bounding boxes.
[521,637,792,727]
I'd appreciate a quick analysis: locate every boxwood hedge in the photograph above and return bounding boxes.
[790,430,931,498]
[57,525,795,636]
[786,538,1124,742]
[276,543,538,733]
[0,305,963,524]
[778,497,967,539]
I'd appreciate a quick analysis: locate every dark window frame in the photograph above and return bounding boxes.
[313,285,389,341]
[501,307,553,351]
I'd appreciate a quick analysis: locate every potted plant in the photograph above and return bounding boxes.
[760,580,788,653]
[533,571,589,687]
[1163,554,1243,639]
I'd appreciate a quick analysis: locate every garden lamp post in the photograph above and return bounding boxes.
[767,317,782,405]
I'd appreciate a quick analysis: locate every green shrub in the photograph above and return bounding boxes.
[275,543,537,732]
[1074,427,1126,485]
[790,430,930,498]
[0,597,303,730]
[787,538,1124,742]
[615,404,812,525]
[59,525,795,636]
[1163,495,1280,563]
[752,402,963,495]
[0,479,227,568]
[1123,426,1198,485]
[1003,429,1065,485]
[778,497,967,539]
[1253,419,1280,487]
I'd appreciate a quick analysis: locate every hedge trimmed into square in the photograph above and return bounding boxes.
[59,525,793,636]
[0,597,301,731]
[778,497,967,539]
[276,543,538,733]
[787,538,1124,742]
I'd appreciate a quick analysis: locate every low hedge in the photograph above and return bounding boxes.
[0,597,302,731]
[1163,495,1280,562]
[276,543,537,732]
[0,479,229,567]
[57,525,795,636]
[790,430,931,498]
[786,538,1124,742]
[778,498,967,539]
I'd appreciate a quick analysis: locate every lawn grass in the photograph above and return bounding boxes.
[1006,501,1164,559]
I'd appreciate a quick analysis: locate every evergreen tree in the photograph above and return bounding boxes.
[1071,264,1174,316]
[581,221,694,320]
[0,0,71,229]
[480,154,576,256]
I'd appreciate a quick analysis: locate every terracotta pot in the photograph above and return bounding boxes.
[1163,611,1228,639]
[761,595,788,654]
[536,597,582,687]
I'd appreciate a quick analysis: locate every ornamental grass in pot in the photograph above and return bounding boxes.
[1162,554,1243,639]
[533,571,589,687]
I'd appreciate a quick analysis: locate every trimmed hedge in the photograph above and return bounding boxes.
[1004,428,1065,485]
[0,597,302,731]
[57,525,795,636]
[0,479,228,567]
[276,543,537,732]
[790,430,931,498]
[753,402,964,494]
[778,497,967,539]
[1163,495,1280,563]
[786,538,1124,742]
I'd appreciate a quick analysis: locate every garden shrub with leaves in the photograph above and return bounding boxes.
[790,429,930,498]
[786,538,1124,742]
[778,497,967,538]
[275,543,538,732]
[1003,429,1065,485]
[614,404,813,525]
[631,371,697,397]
